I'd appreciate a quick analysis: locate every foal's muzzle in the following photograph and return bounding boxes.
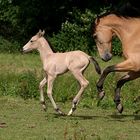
[102,53,112,62]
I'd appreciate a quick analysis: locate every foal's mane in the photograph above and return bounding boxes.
[45,37,56,53]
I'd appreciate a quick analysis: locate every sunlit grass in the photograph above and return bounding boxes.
[0,53,140,139]
[0,53,140,109]
[0,97,140,140]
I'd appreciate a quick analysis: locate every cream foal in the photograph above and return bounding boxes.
[23,30,101,116]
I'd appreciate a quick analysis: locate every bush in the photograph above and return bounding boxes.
[112,36,122,56]
[0,36,21,53]
[17,71,39,99]
[0,73,19,96]
[0,70,40,100]
[49,9,97,55]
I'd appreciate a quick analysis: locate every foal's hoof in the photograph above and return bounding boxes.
[42,105,47,112]
[56,108,66,116]
[67,109,73,116]
[99,91,105,100]
[116,104,123,114]
[59,111,66,116]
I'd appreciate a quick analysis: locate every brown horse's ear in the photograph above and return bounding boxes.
[37,29,45,37]
[95,19,98,24]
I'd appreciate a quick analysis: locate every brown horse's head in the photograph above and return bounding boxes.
[93,17,113,62]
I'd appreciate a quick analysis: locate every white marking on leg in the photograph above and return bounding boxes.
[68,72,89,115]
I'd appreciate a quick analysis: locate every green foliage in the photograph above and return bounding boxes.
[50,9,97,55]
[0,36,21,53]
[0,73,19,96]
[0,71,40,99]
[17,71,39,99]
[112,37,122,56]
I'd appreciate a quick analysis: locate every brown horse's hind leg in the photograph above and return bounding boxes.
[114,72,140,113]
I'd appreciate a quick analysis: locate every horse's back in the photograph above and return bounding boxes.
[44,51,90,74]
[65,51,90,71]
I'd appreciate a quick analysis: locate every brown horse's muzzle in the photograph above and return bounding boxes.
[101,52,112,62]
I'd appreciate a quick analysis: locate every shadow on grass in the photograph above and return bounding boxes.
[52,113,110,120]
[51,111,140,122]
[109,112,140,121]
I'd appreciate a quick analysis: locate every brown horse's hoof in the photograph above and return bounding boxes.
[116,103,123,114]
[99,91,105,100]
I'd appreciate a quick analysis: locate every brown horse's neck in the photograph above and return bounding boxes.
[106,15,135,46]
[106,15,127,43]
[37,37,54,64]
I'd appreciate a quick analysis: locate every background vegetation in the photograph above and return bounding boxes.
[0,0,140,107]
[1,1,140,139]
[0,0,140,106]
[0,0,135,54]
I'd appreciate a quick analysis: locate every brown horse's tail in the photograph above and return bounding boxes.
[89,56,101,75]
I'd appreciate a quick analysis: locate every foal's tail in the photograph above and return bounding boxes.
[89,56,101,75]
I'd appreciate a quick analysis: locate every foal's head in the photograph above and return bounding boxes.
[23,30,45,53]
[93,16,113,62]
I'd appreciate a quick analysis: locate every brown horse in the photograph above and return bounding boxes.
[93,12,140,113]
[23,30,101,116]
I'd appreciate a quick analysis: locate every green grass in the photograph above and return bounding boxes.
[0,96,140,140]
[0,53,140,139]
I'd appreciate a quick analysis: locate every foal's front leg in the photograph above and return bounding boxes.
[39,77,47,111]
[47,75,65,115]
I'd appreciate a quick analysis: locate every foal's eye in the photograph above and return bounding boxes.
[30,40,33,43]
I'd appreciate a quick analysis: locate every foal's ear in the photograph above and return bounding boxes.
[37,29,45,37]
[41,30,45,36]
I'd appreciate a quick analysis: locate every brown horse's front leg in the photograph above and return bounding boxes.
[96,65,115,100]
[97,59,135,100]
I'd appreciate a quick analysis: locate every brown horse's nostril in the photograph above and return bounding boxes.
[102,53,112,62]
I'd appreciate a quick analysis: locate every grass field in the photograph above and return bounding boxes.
[0,53,140,140]
[0,97,140,140]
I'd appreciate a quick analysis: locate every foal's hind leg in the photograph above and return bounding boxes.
[68,72,89,116]
[47,75,65,115]
[114,71,140,113]
[39,77,47,111]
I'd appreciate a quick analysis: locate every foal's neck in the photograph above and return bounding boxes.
[38,37,54,64]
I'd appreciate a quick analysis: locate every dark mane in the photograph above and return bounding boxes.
[92,2,140,35]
